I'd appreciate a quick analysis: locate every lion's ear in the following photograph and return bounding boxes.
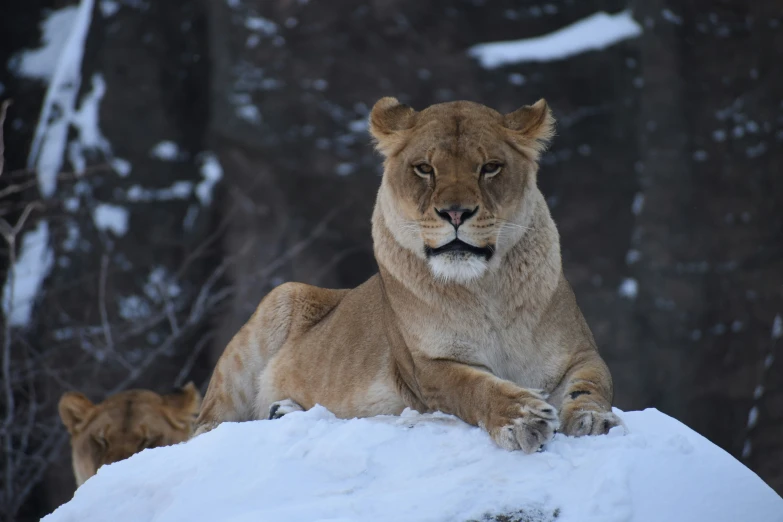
[59,392,95,435]
[163,382,202,414]
[503,98,556,159]
[369,97,416,156]
[162,382,202,430]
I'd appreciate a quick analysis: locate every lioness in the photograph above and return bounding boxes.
[194,98,622,452]
[59,382,201,485]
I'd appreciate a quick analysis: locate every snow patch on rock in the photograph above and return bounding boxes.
[11,7,80,81]
[618,278,639,299]
[772,314,782,340]
[68,74,111,175]
[468,11,643,68]
[26,0,98,198]
[196,153,223,205]
[92,203,129,236]
[111,157,132,177]
[1,222,54,327]
[99,0,120,17]
[150,141,182,161]
[126,182,193,202]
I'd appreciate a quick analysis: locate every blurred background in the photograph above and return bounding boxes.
[0,0,781,519]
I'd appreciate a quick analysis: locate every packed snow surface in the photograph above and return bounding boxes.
[469,10,643,68]
[45,407,781,522]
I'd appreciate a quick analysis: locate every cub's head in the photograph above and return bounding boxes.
[370,97,554,284]
[58,382,201,486]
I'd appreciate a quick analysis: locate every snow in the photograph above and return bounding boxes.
[743,440,753,459]
[236,104,261,123]
[99,0,120,17]
[1,221,54,327]
[772,314,782,339]
[631,192,645,215]
[747,406,759,430]
[625,249,641,264]
[618,278,639,299]
[11,3,108,335]
[26,0,97,198]
[196,152,223,205]
[110,157,132,177]
[468,11,643,68]
[126,181,193,202]
[150,141,181,161]
[68,74,111,175]
[245,16,277,35]
[92,203,129,236]
[11,7,80,81]
[43,407,782,522]
[117,295,151,321]
[143,267,180,302]
[693,149,708,162]
[335,162,355,176]
[661,9,683,25]
[508,72,526,85]
[62,221,80,251]
[348,119,368,133]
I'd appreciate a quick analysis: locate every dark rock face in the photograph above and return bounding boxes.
[1,0,781,519]
[629,0,783,492]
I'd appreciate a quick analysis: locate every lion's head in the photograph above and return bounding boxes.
[58,382,201,486]
[369,97,555,284]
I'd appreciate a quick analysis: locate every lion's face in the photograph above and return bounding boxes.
[370,98,554,283]
[58,383,201,486]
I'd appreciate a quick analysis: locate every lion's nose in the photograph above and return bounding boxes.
[435,205,478,228]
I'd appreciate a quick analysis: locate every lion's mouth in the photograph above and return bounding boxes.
[424,239,494,260]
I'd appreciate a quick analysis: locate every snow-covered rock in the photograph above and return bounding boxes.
[44,407,782,522]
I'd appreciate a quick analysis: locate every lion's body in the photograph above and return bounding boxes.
[195,98,621,451]
[59,383,201,486]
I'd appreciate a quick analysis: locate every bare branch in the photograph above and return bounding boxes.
[258,205,344,280]
[1,98,18,508]
[0,201,44,244]
[173,333,213,389]
[98,252,114,354]
[158,280,180,337]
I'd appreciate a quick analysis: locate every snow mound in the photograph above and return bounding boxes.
[44,407,782,522]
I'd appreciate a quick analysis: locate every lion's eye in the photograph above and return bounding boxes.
[414,163,434,177]
[481,162,503,177]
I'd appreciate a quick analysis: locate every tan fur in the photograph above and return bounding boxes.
[59,383,201,486]
[195,98,622,452]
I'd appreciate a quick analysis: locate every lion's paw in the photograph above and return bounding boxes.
[268,399,305,420]
[486,392,559,454]
[561,408,625,437]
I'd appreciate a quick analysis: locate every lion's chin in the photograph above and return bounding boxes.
[428,254,489,284]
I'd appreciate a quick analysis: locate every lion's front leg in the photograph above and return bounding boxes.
[414,359,559,453]
[555,352,624,437]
